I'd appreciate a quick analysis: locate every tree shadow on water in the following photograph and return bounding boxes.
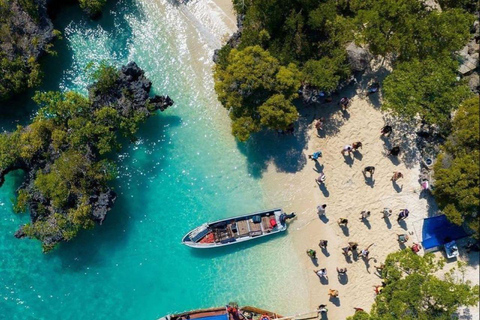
[237,114,310,178]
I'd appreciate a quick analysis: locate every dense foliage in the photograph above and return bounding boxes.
[0,0,56,100]
[215,0,474,140]
[78,0,107,17]
[433,97,479,234]
[347,250,479,320]
[382,56,472,126]
[0,63,172,252]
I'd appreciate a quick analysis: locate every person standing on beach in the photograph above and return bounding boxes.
[381,208,392,218]
[363,166,375,176]
[381,125,392,136]
[309,151,322,161]
[337,218,348,226]
[341,144,353,155]
[359,210,371,220]
[317,204,327,216]
[336,267,347,275]
[328,289,339,298]
[352,141,362,151]
[388,146,401,156]
[348,242,359,251]
[315,118,325,131]
[307,249,317,259]
[314,268,328,280]
[397,209,409,222]
[360,243,374,259]
[318,304,328,313]
[339,97,350,109]
[397,234,409,243]
[319,240,328,248]
[316,172,326,184]
[391,171,403,181]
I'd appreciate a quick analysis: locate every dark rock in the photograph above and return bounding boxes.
[346,42,373,72]
[91,190,117,224]
[213,14,244,63]
[14,229,26,239]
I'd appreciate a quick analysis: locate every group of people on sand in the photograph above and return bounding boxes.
[306,115,422,315]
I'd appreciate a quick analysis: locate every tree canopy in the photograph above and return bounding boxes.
[433,97,479,233]
[382,56,472,127]
[347,250,479,320]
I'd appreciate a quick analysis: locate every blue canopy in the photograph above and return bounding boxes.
[196,314,228,320]
[422,215,469,249]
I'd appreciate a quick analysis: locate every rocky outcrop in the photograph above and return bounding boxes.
[458,39,479,76]
[0,0,56,100]
[212,14,244,63]
[3,62,173,251]
[346,42,373,72]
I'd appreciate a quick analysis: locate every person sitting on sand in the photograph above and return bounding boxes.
[359,210,371,220]
[397,209,409,222]
[317,204,327,216]
[352,142,362,151]
[336,267,347,275]
[307,249,317,259]
[341,144,353,155]
[328,289,339,298]
[411,243,421,254]
[339,97,349,109]
[319,240,328,248]
[381,208,392,218]
[363,166,375,176]
[314,268,328,279]
[318,304,328,313]
[337,218,348,226]
[316,172,326,184]
[391,171,404,181]
[397,234,409,243]
[381,125,392,136]
[315,118,325,131]
[308,151,322,161]
[388,146,401,156]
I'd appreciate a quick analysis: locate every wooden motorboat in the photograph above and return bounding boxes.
[158,304,282,320]
[182,208,295,248]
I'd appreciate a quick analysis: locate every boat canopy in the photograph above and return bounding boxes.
[195,314,228,320]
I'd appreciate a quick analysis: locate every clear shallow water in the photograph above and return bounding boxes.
[0,1,308,319]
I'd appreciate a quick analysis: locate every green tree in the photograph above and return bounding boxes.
[382,56,472,127]
[352,0,473,60]
[214,45,301,141]
[433,97,479,233]
[347,250,479,320]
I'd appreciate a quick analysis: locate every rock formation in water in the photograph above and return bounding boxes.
[0,0,56,100]
[0,62,173,252]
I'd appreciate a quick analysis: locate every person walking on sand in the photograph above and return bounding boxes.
[381,125,392,136]
[337,218,348,226]
[363,166,375,176]
[317,204,327,216]
[391,171,403,181]
[342,246,351,256]
[397,234,409,243]
[341,144,353,155]
[348,242,359,251]
[319,240,328,248]
[352,141,362,151]
[388,146,401,156]
[314,268,328,280]
[316,172,326,184]
[374,264,385,273]
[397,209,409,222]
[381,208,392,218]
[359,210,371,220]
[339,97,350,109]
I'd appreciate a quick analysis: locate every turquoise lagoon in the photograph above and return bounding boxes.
[0,1,308,319]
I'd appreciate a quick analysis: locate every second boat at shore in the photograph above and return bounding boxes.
[182,209,295,248]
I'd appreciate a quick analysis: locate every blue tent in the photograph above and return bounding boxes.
[422,215,469,249]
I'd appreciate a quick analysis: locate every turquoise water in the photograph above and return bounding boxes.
[0,1,308,319]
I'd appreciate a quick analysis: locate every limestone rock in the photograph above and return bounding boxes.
[346,42,372,72]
